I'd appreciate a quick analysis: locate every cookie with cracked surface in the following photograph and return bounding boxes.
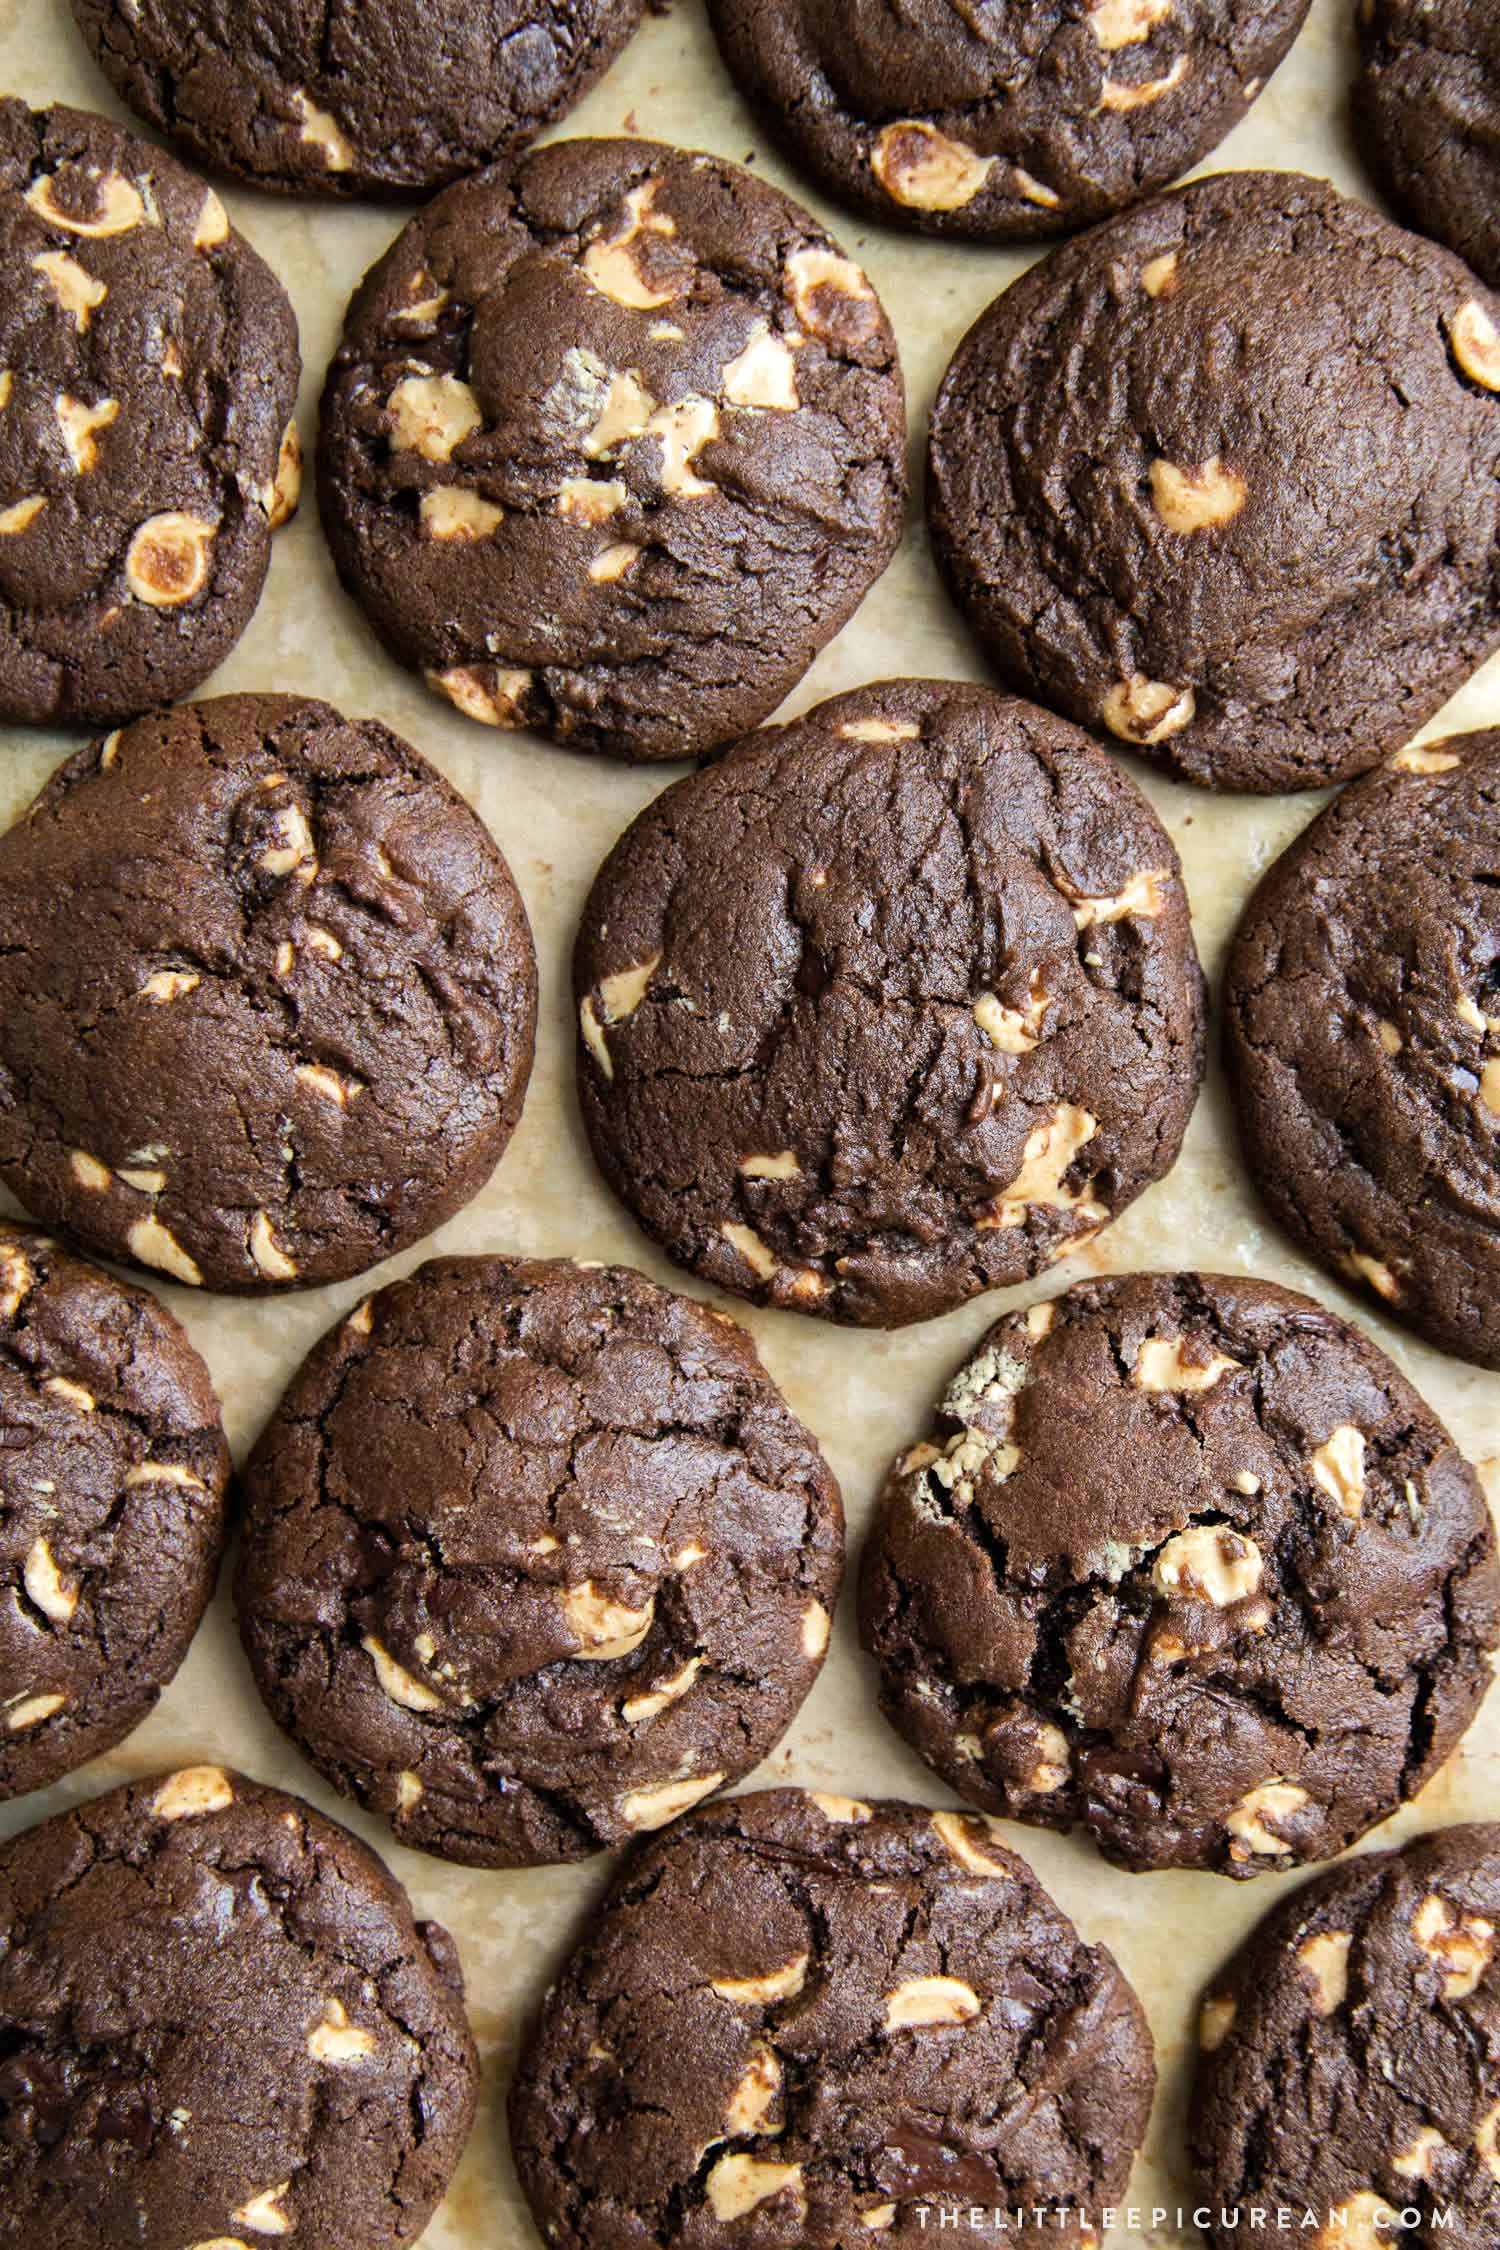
[0,1222,229,1801]
[508,1786,1155,2246]
[70,0,645,199]
[1356,0,1500,291]
[859,1272,1500,1877]
[236,1255,844,1866]
[707,0,1310,242]
[1226,729,1500,1369]
[927,169,1500,792]
[574,680,1205,1328]
[0,694,537,1295]
[1190,1823,1500,2244]
[0,100,300,726]
[316,136,906,762]
[0,1766,477,2250]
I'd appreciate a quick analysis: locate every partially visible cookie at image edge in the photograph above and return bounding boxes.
[0,100,300,726]
[1356,0,1500,291]
[0,1221,230,1801]
[709,0,1311,240]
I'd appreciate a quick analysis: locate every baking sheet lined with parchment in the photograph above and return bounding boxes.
[1,0,1497,2242]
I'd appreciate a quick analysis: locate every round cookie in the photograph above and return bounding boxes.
[0,1766,478,2250]
[0,100,300,727]
[0,1222,230,1800]
[69,0,645,200]
[708,0,1311,242]
[1191,1824,1500,2243]
[316,137,906,762]
[1226,730,1500,1369]
[0,695,537,1296]
[508,1787,1156,2246]
[859,1272,1500,1877]
[927,169,1500,792]
[574,680,1205,1327]
[237,1256,844,1867]
[1356,0,1500,291]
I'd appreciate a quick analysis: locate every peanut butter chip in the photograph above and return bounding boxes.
[193,189,229,250]
[230,2183,292,2236]
[1011,166,1062,209]
[705,2154,805,2223]
[56,392,118,473]
[307,1999,378,2065]
[801,1600,830,1659]
[1064,867,1167,927]
[739,1149,800,1180]
[884,1976,981,2031]
[1315,2195,1400,2250]
[152,1766,234,1820]
[293,91,354,171]
[1153,1525,1263,1606]
[1141,251,1180,297]
[722,1220,779,1279]
[784,245,875,335]
[1392,2128,1447,2183]
[33,251,106,331]
[1309,1425,1366,1521]
[68,1149,112,1191]
[5,1691,67,1731]
[1101,675,1196,743]
[581,180,681,309]
[1133,1334,1241,1391]
[125,512,216,605]
[421,486,503,541]
[556,477,626,524]
[1342,1248,1402,1301]
[362,1634,445,1713]
[248,1210,297,1282]
[427,663,532,727]
[561,1582,655,1659]
[1411,1892,1495,1997]
[619,1772,724,1829]
[26,169,145,236]
[1390,743,1461,774]
[724,2040,782,2134]
[871,122,995,212]
[1088,0,1174,46]
[621,1655,704,1722]
[258,421,302,528]
[140,968,199,1001]
[974,974,1051,1055]
[807,1792,871,1823]
[721,325,801,410]
[839,716,920,740]
[386,374,481,462]
[23,1537,77,1625]
[1099,53,1191,108]
[1297,1930,1353,2013]
[1149,454,1247,532]
[980,1104,1104,1229]
[1226,1780,1308,1860]
[127,1216,202,1286]
[712,1952,809,2003]
[0,496,45,535]
[1449,299,1500,391]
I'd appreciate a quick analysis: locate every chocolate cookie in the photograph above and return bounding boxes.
[317,138,906,762]
[0,695,537,1296]
[0,1222,230,1801]
[859,1272,1500,1877]
[237,1256,844,1866]
[575,681,1205,1327]
[1356,0,1500,291]
[708,0,1310,241]
[1226,730,1500,1369]
[508,1787,1156,2246]
[0,1766,477,2250]
[1191,1824,1500,2244]
[0,101,299,727]
[928,169,1500,792]
[70,0,645,200]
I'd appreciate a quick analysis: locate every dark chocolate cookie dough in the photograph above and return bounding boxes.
[509,1787,1155,2246]
[709,0,1310,241]
[859,1272,1500,1877]
[1226,730,1500,1369]
[317,138,906,762]
[237,1256,844,1867]
[0,695,537,1296]
[0,1767,478,2250]
[70,0,644,198]
[1357,0,1500,291]
[1191,1824,1500,2244]
[0,100,299,727]
[575,681,1205,1327]
[928,169,1500,791]
[0,1222,229,1801]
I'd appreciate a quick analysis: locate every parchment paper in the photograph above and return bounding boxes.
[0,0,1496,2240]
